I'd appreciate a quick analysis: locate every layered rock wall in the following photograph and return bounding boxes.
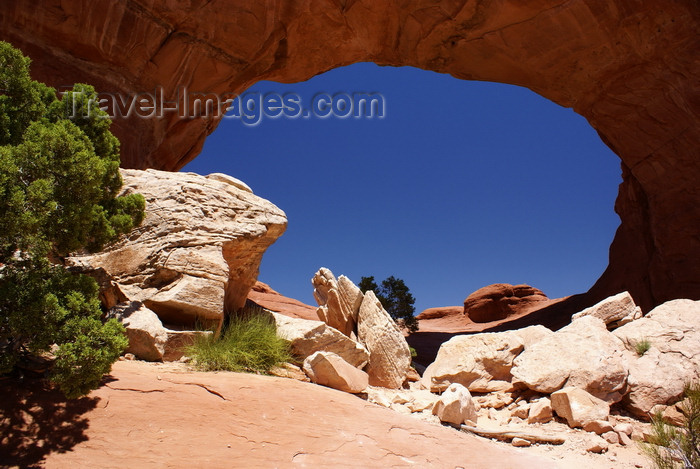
[2,0,698,310]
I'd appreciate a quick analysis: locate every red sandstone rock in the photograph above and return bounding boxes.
[250,281,279,295]
[1,0,697,311]
[416,306,464,321]
[464,284,549,323]
[0,361,557,468]
[247,281,318,321]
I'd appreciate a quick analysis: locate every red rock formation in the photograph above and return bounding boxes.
[464,284,549,323]
[0,361,558,468]
[247,281,318,321]
[1,0,698,311]
[416,306,465,321]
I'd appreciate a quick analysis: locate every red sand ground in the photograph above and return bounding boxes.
[1,361,558,468]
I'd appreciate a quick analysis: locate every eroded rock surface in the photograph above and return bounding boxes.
[302,351,369,394]
[511,316,628,403]
[613,299,700,418]
[571,291,641,329]
[2,360,558,468]
[551,387,610,428]
[68,169,286,329]
[464,284,549,323]
[268,311,369,368]
[422,330,525,393]
[358,290,413,389]
[312,268,364,338]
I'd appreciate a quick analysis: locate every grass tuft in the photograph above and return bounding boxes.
[186,311,292,374]
[635,338,652,356]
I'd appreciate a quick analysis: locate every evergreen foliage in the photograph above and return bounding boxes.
[0,41,144,398]
[358,275,419,333]
[644,382,700,469]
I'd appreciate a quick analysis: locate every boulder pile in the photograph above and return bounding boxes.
[270,268,413,391]
[274,286,700,450]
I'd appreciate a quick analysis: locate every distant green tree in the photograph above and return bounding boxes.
[0,41,145,398]
[358,275,419,333]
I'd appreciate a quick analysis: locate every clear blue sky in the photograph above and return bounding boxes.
[183,63,622,313]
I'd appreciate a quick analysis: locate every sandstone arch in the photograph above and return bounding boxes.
[2,0,698,311]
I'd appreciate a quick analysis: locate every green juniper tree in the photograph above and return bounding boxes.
[644,382,700,469]
[358,275,419,333]
[0,41,145,398]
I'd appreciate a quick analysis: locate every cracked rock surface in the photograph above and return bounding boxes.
[25,361,557,468]
[68,169,286,330]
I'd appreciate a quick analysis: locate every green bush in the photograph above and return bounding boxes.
[358,275,419,333]
[0,41,144,398]
[186,313,292,374]
[635,338,652,356]
[643,382,700,469]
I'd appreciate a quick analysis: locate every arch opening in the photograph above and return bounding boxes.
[183,63,622,315]
[3,0,697,311]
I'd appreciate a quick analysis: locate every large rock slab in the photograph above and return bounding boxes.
[107,301,168,362]
[422,330,526,393]
[511,316,628,403]
[571,291,641,329]
[613,299,700,418]
[551,387,610,428]
[312,268,363,338]
[268,311,369,368]
[7,360,558,468]
[302,351,368,394]
[106,300,212,362]
[464,284,549,323]
[247,281,318,321]
[357,290,412,389]
[68,169,286,329]
[432,383,478,426]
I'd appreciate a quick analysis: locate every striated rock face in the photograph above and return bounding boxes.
[357,290,413,389]
[2,0,698,311]
[464,284,549,323]
[68,169,286,329]
[312,268,364,338]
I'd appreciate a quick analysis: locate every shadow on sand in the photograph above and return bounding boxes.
[0,376,104,468]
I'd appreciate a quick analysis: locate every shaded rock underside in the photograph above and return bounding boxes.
[1,0,698,313]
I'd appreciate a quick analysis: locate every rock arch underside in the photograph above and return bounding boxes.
[2,0,698,313]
